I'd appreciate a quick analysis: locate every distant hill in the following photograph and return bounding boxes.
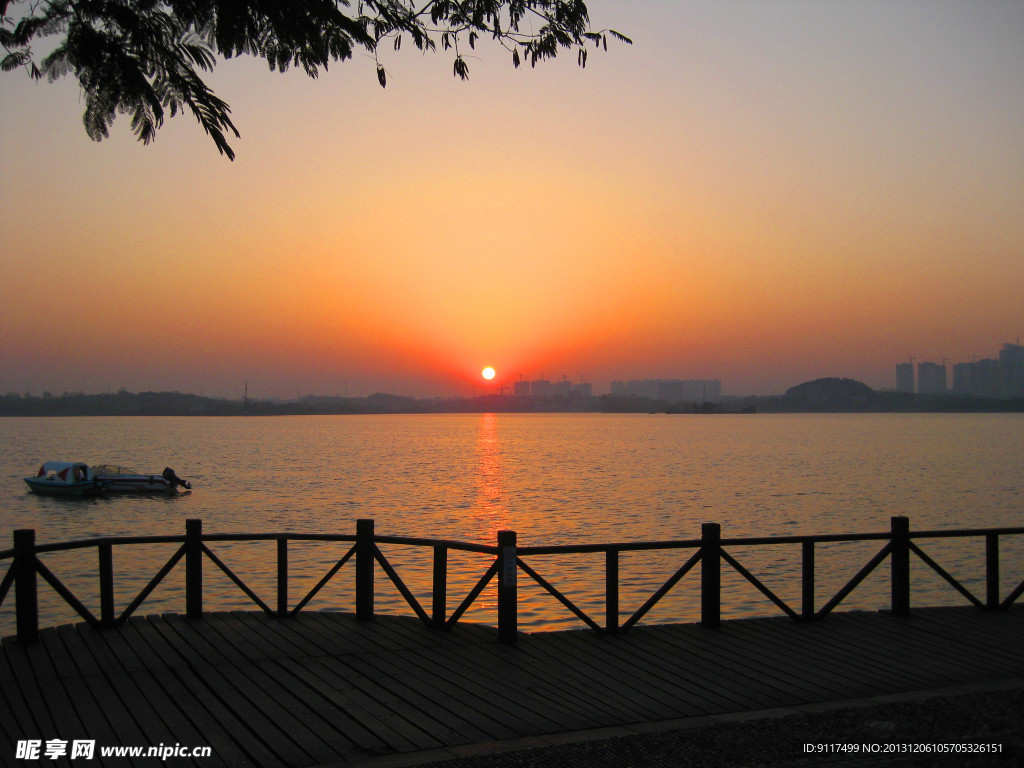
[785,378,875,400]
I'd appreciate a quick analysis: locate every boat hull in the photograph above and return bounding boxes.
[91,465,191,494]
[96,475,178,493]
[24,477,101,497]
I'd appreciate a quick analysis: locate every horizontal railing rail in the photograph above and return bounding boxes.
[2,517,1022,645]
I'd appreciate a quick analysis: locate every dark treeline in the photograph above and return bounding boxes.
[2,382,1022,416]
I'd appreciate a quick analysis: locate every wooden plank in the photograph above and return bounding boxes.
[421,638,609,731]
[511,630,669,719]
[110,668,213,766]
[623,623,817,706]
[230,612,333,660]
[268,656,398,756]
[44,629,139,768]
[59,626,188,763]
[577,629,755,713]
[325,648,494,746]
[225,613,448,757]
[795,612,1004,694]
[78,617,146,673]
[0,643,49,741]
[739,616,933,690]
[761,618,937,692]
[206,663,351,764]
[279,655,434,754]
[61,622,122,675]
[145,666,236,768]
[663,623,842,704]
[708,618,890,698]
[456,639,614,730]
[79,623,210,764]
[627,625,798,709]
[550,634,717,719]
[127,615,198,669]
[12,629,89,743]
[163,614,263,667]
[641,622,837,702]
[0,691,43,768]
[194,663,319,767]
[828,612,1000,681]
[557,626,757,712]
[529,630,704,720]
[478,634,645,724]
[908,607,1024,665]
[55,625,151,768]
[166,667,285,768]
[192,613,274,664]
[300,611,423,654]
[358,646,525,740]
[593,625,781,712]
[263,613,361,657]
[155,614,234,667]
[310,654,454,750]
[206,648,356,765]
[115,618,180,673]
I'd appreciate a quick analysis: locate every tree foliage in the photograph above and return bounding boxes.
[1,0,629,159]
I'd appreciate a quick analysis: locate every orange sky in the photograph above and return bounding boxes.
[2,1,1022,398]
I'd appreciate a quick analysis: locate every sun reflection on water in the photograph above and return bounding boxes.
[473,413,508,540]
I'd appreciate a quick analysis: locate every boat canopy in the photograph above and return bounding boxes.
[35,461,94,483]
[91,464,138,476]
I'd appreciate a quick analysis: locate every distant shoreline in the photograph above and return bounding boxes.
[2,390,1023,416]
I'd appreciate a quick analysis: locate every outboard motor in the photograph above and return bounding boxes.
[162,467,192,490]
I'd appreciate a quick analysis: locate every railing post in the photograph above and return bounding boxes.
[277,537,288,617]
[606,548,619,634]
[985,533,999,611]
[356,519,375,621]
[497,530,517,644]
[801,540,815,620]
[432,544,447,630]
[890,516,910,617]
[701,523,721,628]
[14,529,39,644]
[99,542,115,627]
[185,518,203,620]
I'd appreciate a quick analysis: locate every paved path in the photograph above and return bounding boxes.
[2,606,1021,767]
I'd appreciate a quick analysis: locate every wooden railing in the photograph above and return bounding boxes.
[2,517,1022,645]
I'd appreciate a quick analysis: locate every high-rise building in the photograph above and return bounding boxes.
[952,362,974,395]
[950,343,1024,398]
[1000,342,1024,365]
[612,378,721,403]
[895,363,914,393]
[917,362,946,394]
[513,380,530,397]
[530,378,552,398]
[571,382,592,397]
[1000,343,1024,398]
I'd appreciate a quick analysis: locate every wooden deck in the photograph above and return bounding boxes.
[2,606,1021,767]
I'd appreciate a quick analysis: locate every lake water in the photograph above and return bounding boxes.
[1,413,1022,635]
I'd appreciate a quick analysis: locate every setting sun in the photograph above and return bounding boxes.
[482,367,496,380]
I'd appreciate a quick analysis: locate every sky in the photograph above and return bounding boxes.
[1,1,1022,399]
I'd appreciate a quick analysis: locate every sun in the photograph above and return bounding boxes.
[481,367,496,380]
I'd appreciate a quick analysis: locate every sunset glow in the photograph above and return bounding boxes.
[1,2,1022,399]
